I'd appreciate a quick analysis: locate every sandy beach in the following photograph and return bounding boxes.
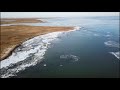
[0,18,73,61]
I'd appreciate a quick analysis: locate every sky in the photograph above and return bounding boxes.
[1,12,119,18]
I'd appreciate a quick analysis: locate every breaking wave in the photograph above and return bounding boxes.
[0,26,80,78]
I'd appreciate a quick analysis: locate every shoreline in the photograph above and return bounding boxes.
[1,25,74,61]
[1,27,79,73]
[1,31,71,78]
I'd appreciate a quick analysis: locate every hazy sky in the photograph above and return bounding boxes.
[1,12,119,18]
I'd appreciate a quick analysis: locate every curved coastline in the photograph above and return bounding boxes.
[1,26,80,67]
[1,25,75,61]
[0,26,80,78]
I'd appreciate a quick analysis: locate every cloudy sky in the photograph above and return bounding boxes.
[1,12,119,18]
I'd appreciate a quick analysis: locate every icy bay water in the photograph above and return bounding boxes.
[1,16,119,78]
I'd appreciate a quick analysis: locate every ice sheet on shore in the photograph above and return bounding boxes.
[0,26,80,78]
[109,51,120,60]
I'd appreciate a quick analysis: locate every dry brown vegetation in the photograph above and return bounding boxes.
[0,25,73,60]
[1,18,44,24]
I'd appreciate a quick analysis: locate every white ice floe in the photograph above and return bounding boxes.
[104,41,119,48]
[105,34,111,37]
[60,54,79,62]
[94,33,100,36]
[104,41,119,60]
[60,65,63,66]
[109,51,120,60]
[43,64,47,66]
[0,26,81,78]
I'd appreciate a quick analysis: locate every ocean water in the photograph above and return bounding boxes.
[0,16,119,78]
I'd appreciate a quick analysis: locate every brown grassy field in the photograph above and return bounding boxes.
[0,25,73,60]
[1,18,44,24]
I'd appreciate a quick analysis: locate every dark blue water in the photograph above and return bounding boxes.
[13,16,119,78]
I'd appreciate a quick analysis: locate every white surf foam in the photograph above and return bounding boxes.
[109,51,120,60]
[0,26,81,78]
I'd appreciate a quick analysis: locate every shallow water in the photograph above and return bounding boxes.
[0,16,119,78]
